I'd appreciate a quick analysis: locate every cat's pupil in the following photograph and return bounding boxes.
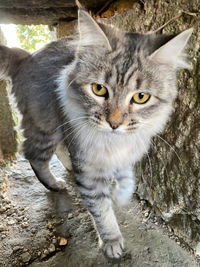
[138,93,144,99]
[97,84,102,91]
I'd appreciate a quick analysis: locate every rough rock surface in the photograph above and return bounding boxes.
[0,0,109,25]
[0,156,198,266]
[0,28,17,164]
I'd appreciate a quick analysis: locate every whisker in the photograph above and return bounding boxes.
[61,122,86,144]
[138,121,184,168]
[155,134,183,167]
[66,76,78,90]
[55,116,89,131]
[66,122,89,149]
[62,119,89,134]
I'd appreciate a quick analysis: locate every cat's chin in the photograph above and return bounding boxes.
[105,128,134,136]
[99,126,135,135]
[94,126,123,135]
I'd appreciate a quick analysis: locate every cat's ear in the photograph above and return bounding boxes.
[0,45,29,80]
[149,28,193,69]
[77,8,112,50]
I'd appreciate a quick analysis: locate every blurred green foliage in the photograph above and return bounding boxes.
[16,25,51,52]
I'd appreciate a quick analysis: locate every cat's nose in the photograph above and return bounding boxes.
[108,108,123,130]
[108,121,120,130]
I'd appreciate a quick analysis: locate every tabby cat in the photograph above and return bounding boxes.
[0,5,192,260]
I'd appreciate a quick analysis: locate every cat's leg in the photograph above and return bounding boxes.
[23,130,67,191]
[30,160,67,191]
[75,172,124,260]
[113,166,135,206]
[55,142,72,171]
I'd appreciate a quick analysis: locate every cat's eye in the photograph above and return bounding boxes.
[91,83,108,97]
[132,92,151,104]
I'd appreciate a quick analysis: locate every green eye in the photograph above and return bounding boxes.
[132,92,151,104]
[92,83,108,97]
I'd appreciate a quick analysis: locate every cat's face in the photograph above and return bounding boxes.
[60,10,191,138]
[67,46,176,137]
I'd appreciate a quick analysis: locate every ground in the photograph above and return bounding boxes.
[0,156,199,267]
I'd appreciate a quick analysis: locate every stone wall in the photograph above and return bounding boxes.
[0,0,108,25]
[0,29,17,163]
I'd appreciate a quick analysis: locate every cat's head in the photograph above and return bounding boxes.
[62,8,192,137]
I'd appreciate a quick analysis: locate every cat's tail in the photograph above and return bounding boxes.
[0,45,30,80]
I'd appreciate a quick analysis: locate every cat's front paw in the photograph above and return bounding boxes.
[101,237,124,260]
[49,177,67,191]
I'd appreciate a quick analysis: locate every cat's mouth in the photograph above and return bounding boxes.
[89,114,140,135]
[89,118,137,135]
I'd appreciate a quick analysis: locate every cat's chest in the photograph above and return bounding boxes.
[77,132,146,175]
[87,143,132,173]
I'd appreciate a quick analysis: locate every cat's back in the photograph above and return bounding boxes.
[12,37,75,113]
[13,37,75,92]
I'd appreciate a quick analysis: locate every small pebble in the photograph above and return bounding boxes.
[0,207,6,212]
[20,252,31,263]
[43,249,48,255]
[31,228,37,234]
[21,222,29,228]
[37,251,41,256]
[47,223,53,230]
[3,198,10,204]
[68,213,73,219]
[16,217,22,222]
[52,238,57,245]
[40,249,49,259]
[195,242,200,256]
[40,253,47,260]
[7,219,15,225]
[6,210,13,216]
[168,227,172,232]
[59,237,68,246]
[48,244,56,253]
[13,246,22,252]
[0,225,6,231]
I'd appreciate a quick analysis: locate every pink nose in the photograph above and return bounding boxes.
[108,121,120,129]
[108,108,123,130]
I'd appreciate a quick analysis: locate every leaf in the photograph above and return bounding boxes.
[16,25,51,52]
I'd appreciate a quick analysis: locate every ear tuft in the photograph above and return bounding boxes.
[149,28,193,69]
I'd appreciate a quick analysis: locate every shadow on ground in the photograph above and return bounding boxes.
[0,156,198,267]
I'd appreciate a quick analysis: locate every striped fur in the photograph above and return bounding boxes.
[0,7,192,260]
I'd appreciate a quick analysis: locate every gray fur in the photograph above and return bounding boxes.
[0,8,192,260]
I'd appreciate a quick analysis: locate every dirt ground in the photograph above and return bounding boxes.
[0,156,199,267]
